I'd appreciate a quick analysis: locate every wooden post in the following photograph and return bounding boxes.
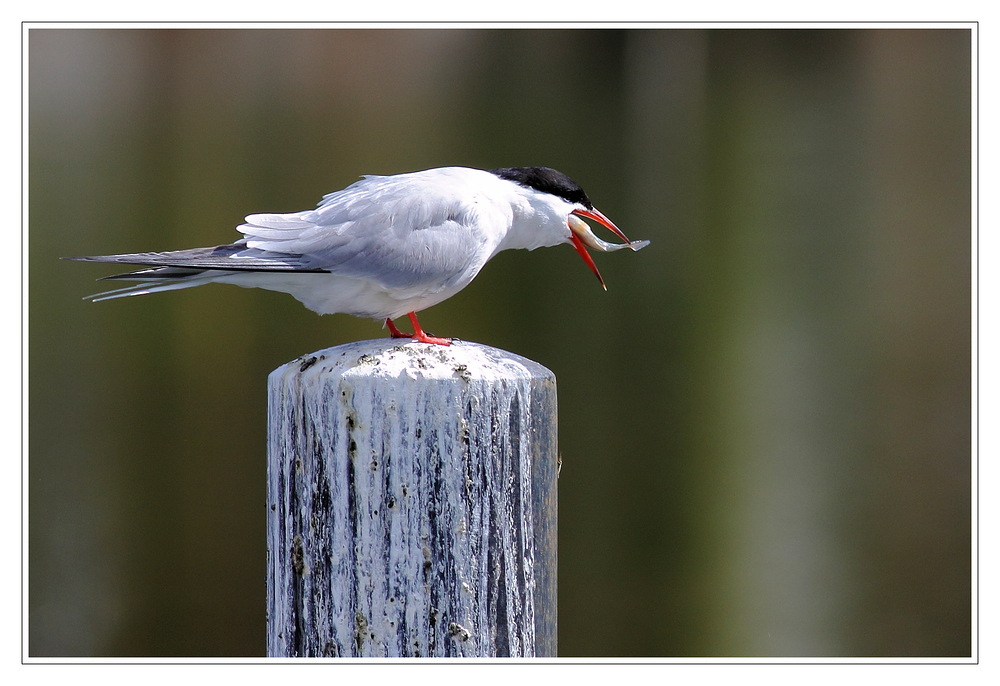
[266,339,558,657]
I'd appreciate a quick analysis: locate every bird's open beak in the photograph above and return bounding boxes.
[568,208,650,291]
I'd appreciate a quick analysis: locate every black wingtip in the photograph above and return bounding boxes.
[62,255,127,263]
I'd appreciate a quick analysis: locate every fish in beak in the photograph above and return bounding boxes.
[568,208,650,290]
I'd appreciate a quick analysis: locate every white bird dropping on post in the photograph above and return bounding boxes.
[67,166,649,345]
[267,339,558,657]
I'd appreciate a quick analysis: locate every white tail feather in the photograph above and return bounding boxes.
[87,276,217,302]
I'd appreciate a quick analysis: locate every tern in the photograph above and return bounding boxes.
[69,166,649,345]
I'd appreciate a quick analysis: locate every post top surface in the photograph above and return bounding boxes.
[273,339,555,384]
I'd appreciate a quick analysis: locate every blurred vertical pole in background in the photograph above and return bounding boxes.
[616,29,711,655]
[850,29,971,656]
[694,30,873,656]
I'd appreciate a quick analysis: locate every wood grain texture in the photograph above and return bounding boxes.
[267,339,558,657]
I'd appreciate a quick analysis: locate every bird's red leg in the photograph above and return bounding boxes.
[407,312,451,346]
[386,317,412,339]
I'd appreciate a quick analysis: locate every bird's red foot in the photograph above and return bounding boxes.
[385,313,451,346]
[386,318,412,339]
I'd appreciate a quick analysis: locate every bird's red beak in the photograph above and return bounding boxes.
[568,207,647,291]
[569,230,607,290]
[573,208,633,245]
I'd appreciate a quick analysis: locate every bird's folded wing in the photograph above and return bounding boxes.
[238,177,496,291]
[72,171,504,292]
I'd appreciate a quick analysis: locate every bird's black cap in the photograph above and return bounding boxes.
[488,166,594,209]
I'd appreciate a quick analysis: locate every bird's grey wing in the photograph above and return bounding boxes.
[316,220,484,293]
[240,175,496,293]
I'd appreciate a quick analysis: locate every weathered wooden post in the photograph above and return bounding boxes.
[266,339,558,657]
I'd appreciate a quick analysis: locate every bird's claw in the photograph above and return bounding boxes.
[385,314,452,346]
[412,332,452,346]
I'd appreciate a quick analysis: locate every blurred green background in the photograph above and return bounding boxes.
[28,28,972,657]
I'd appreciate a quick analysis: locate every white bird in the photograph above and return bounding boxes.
[69,166,649,345]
